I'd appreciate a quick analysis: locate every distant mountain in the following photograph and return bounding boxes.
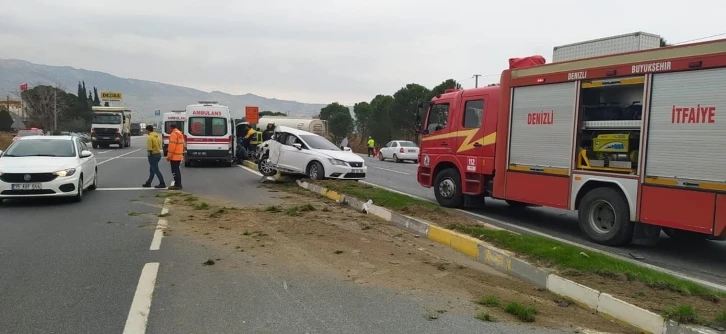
[0,58,329,120]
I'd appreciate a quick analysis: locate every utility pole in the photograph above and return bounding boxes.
[472,74,482,88]
[53,85,58,132]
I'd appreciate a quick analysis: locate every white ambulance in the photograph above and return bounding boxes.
[183,101,236,167]
[161,110,186,156]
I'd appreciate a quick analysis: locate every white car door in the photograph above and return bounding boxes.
[268,137,284,165]
[81,141,96,185]
[388,142,399,159]
[381,141,392,159]
[277,134,307,172]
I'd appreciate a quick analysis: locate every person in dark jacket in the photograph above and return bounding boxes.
[262,123,275,141]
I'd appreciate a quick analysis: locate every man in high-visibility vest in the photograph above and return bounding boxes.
[367,136,375,157]
[166,123,184,190]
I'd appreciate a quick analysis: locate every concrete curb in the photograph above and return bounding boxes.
[293,178,719,334]
[240,160,283,180]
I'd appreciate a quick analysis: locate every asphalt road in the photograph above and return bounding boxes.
[0,135,577,334]
[359,154,726,287]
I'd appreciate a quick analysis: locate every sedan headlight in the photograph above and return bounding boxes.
[328,158,347,166]
[53,168,77,177]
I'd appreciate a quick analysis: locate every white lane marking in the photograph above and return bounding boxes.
[96,150,111,154]
[238,165,263,177]
[97,148,142,165]
[122,262,160,334]
[368,166,410,175]
[97,157,147,160]
[149,198,171,251]
[357,180,726,293]
[97,187,162,191]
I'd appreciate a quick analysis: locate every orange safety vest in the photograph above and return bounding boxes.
[167,128,184,161]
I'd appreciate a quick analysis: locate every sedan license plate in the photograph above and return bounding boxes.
[408,149,416,153]
[11,183,42,190]
[101,136,111,140]
[351,169,364,174]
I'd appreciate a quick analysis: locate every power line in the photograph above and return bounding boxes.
[674,32,726,45]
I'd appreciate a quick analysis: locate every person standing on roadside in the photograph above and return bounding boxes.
[142,125,166,188]
[367,136,375,157]
[166,123,184,190]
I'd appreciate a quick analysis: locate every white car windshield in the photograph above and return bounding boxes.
[4,139,76,157]
[300,135,340,151]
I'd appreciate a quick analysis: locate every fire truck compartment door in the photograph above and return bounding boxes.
[509,81,577,170]
[645,67,726,183]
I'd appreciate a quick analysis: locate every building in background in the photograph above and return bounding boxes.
[0,99,26,130]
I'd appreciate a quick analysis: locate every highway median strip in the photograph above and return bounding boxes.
[284,178,725,334]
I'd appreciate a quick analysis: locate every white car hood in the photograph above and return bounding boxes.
[0,157,79,173]
[314,150,364,163]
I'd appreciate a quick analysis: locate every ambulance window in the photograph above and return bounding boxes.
[211,118,227,136]
[189,118,206,136]
[426,103,450,133]
[463,100,484,128]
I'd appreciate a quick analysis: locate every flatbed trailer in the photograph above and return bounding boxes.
[417,38,726,246]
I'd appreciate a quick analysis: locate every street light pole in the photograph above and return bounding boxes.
[53,86,57,132]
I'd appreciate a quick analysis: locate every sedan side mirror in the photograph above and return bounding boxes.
[0,149,3,156]
[343,147,351,152]
[293,143,302,150]
[80,150,93,158]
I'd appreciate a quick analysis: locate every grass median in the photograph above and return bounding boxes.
[304,179,726,329]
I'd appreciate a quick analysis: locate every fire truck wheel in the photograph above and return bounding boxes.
[434,168,464,208]
[577,187,633,246]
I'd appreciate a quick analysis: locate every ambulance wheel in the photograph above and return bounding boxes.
[434,168,464,208]
[577,187,634,246]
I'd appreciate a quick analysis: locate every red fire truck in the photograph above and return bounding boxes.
[416,38,726,246]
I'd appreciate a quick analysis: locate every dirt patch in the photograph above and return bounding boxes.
[272,180,483,230]
[300,179,726,328]
[0,132,13,150]
[165,190,633,333]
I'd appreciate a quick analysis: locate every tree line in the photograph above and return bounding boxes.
[317,78,464,144]
[0,81,102,133]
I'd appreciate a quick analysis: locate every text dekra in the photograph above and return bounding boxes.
[192,110,222,116]
[527,111,554,125]
[671,105,716,124]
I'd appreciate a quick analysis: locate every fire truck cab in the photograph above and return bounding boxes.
[417,39,726,246]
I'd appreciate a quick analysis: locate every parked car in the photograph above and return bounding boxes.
[0,135,98,204]
[378,140,420,163]
[256,126,366,180]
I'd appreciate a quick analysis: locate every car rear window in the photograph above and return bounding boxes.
[399,141,418,147]
[188,117,227,136]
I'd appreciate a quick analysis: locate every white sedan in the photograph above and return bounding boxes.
[378,140,420,163]
[257,126,367,180]
[0,135,98,204]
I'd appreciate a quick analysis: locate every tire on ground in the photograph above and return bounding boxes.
[433,168,464,208]
[577,187,633,246]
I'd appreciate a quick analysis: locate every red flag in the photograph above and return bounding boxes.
[20,83,28,91]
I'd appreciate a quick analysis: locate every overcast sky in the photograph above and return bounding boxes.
[0,0,724,104]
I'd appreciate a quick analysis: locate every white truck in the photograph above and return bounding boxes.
[552,31,662,62]
[257,116,328,137]
[90,106,131,149]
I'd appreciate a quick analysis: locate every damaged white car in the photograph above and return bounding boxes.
[256,126,367,180]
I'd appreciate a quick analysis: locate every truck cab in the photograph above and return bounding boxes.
[90,106,131,149]
[417,86,500,206]
[130,123,142,136]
